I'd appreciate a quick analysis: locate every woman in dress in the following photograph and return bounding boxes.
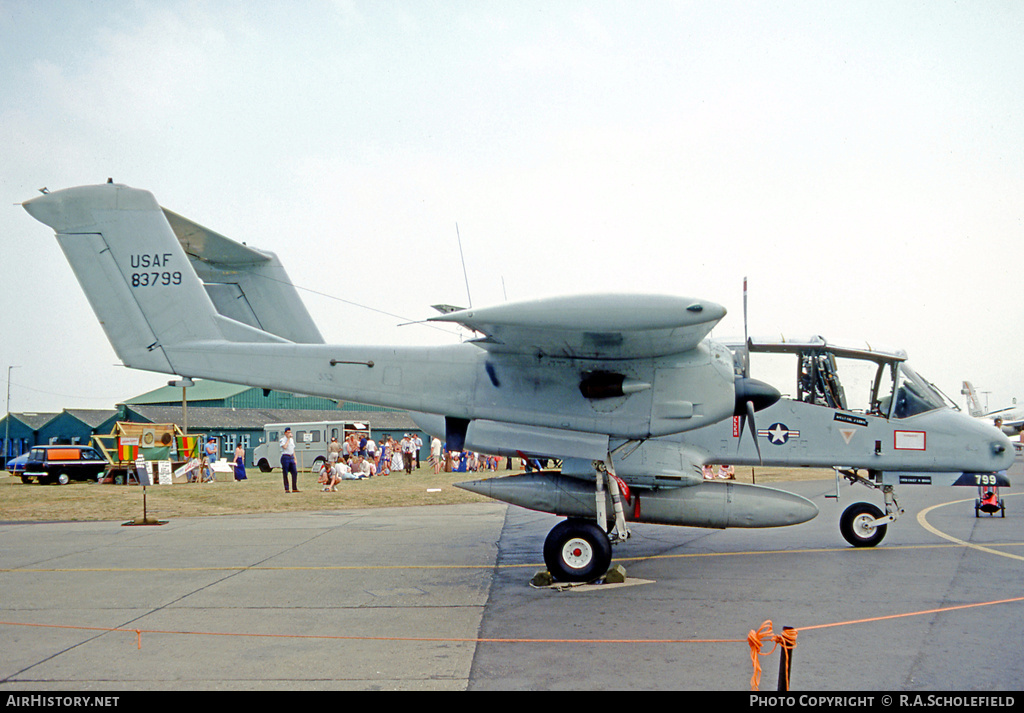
[233,442,247,481]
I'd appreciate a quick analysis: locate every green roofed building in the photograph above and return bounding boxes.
[124,380,399,412]
[3,380,425,472]
[120,380,419,468]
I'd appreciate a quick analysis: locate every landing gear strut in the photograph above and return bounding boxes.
[542,454,630,582]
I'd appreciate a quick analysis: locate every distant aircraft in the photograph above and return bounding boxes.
[961,381,1024,435]
[24,183,1014,582]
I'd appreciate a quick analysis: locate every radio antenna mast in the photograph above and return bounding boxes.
[456,223,472,308]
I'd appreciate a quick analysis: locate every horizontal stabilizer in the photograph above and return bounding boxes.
[163,209,273,265]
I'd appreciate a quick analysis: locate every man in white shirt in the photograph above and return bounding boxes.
[430,436,443,474]
[280,427,299,493]
[401,435,415,474]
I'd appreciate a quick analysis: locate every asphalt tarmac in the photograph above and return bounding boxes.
[0,477,1021,692]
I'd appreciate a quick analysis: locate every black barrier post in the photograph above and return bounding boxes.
[777,626,795,691]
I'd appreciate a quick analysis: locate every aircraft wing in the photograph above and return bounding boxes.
[562,439,707,488]
[428,294,726,359]
[999,416,1024,434]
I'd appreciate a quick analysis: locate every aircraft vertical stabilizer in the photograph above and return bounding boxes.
[962,381,984,417]
[22,183,295,377]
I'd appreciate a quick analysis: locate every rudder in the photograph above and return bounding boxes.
[24,183,246,376]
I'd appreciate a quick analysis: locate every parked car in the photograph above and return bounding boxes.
[22,445,108,485]
[5,452,29,477]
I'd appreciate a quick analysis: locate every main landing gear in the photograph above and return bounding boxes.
[543,519,613,583]
[542,456,630,583]
[834,469,903,548]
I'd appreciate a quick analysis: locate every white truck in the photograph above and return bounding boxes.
[252,420,370,472]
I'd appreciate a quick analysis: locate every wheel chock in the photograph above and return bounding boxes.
[603,564,628,584]
[531,570,555,587]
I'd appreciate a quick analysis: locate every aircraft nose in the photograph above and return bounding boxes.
[992,434,1015,469]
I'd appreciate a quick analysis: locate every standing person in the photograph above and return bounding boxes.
[203,436,218,483]
[233,442,247,481]
[280,427,299,493]
[377,438,392,476]
[413,433,423,469]
[430,436,442,474]
[401,434,415,474]
[328,436,342,465]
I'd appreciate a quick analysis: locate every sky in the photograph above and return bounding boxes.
[2,0,1023,416]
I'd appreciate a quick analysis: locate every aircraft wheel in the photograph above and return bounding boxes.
[840,502,887,548]
[543,519,612,583]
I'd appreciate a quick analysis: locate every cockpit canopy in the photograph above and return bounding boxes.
[726,336,957,420]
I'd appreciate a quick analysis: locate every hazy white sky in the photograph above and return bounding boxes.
[2,0,1023,414]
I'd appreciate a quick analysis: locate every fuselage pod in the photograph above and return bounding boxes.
[456,472,818,529]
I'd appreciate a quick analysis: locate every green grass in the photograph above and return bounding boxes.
[0,464,831,523]
[0,465,496,522]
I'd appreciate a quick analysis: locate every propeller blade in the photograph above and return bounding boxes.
[746,399,763,464]
[742,276,750,378]
[734,375,777,462]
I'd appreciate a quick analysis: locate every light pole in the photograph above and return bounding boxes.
[4,366,20,469]
[168,377,194,433]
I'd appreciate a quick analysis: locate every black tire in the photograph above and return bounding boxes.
[257,459,272,473]
[840,502,887,547]
[56,472,70,485]
[543,519,613,583]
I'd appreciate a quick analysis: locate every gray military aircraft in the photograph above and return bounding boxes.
[414,335,1015,560]
[961,381,1024,435]
[23,182,1013,582]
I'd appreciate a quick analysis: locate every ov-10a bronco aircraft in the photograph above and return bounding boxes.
[23,182,1013,582]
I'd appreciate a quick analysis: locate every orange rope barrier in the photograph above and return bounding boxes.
[4,593,1022,690]
[0,620,743,648]
[796,595,1024,632]
[747,620,797,691]
[747,595,1024,691]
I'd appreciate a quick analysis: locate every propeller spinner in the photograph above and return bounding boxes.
[733,377,779,463]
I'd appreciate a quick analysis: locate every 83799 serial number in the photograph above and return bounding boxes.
[131,271,182,287]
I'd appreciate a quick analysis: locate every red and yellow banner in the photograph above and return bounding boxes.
[175,435,199,460]
[117,438,139,462]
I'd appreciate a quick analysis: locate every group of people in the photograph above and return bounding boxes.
[278,428,428,493]
[277,427,516,493]
[317,453,378,491]
[703,464,735,480]
[341,432,423,475]
[185,436,248,483]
